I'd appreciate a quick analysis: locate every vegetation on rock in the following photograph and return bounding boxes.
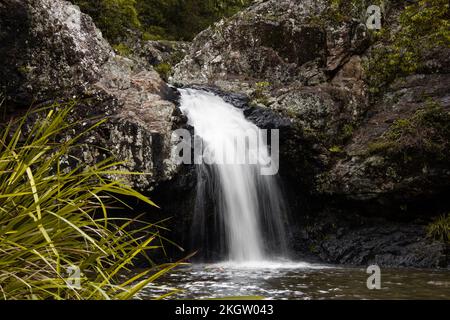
[113,43,133,56]
[71,0,142,43]
[71,0,253,43]
[324,0,379,23]
[154,62,172,81]
[365,0,450,93]
[366,101,450,166]
[251,81,272,106]
[427,214,450,243]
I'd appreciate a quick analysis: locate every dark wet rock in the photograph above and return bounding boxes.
[292,211,449,268]
[243,107,292,130]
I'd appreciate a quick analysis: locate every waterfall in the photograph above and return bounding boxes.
[178,89,288,263]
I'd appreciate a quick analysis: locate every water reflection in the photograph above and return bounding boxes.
[137,261,450,300]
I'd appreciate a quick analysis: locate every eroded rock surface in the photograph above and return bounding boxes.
[173,0,369,90]
[0,0,182,190]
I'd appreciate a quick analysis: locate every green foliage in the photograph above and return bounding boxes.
[72,0,141,43]
[142,28,166,41]
[113,43,133,56]
[17,65,32,75]
[326,0,370,23]
[72,0,252,43]
[329,146,344,153]
[427,214,450,243]
[154,62,172,81]
[341,124,354,141]
[311,0,385,26]
[366,101,450,163]
[0,103,180,300]
[366,140,396,154]
[137,0,253,41]
[255,81,270,90]
[251,81,271,106]
[365,0,450,93]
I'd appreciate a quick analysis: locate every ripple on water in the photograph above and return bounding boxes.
[137,261,450,300]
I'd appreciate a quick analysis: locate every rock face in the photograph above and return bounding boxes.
[76,56,182,190]
[0,0,110,106]
[0,0,183,190]
[293,210,448,268]
[172,0,371,190]
[172,0,449,267]
[133,40,191,69]
[173,0,369,89]
[317,73,450,204]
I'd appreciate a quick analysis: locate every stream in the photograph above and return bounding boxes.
[138,262,450,300]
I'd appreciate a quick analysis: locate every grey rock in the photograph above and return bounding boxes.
[0,0,183,191]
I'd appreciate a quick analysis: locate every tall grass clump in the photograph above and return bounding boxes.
[0,102,179,300]
[427,214,450,243]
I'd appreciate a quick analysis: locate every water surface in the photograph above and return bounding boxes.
[138,261,450,300]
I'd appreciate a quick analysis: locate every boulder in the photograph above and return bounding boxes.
[0,0,183,191]
[172,0,369,90]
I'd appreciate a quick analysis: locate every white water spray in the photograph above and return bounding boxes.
[179,89,288,263]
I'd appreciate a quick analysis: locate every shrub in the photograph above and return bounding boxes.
[252,81,271,106]
[0,103,180,300]
[72,0,141,43]
[154,62,172,81]
[113,43,133,56]
[427,215,450,243]
[329,146,344,153]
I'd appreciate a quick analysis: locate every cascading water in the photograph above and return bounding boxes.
[178,89,288,263]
